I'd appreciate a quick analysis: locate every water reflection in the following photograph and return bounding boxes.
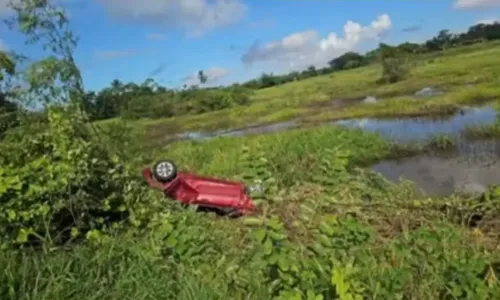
[372,139,500,197]
[333,106,497,142]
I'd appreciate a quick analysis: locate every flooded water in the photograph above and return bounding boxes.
[414,86,444,98]
[372,139,500,197]
[176,106,497,145]
[174,120,299,142]
[175,131,215,141]
[332,106,497,143]
[218,120,299,138]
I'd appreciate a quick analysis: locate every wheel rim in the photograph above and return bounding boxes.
[156,161,174,178]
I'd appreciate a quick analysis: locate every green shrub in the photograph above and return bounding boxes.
[120,86,253,119]
[121,94,175,119]
[0,111,18,137]
[0,105,149,247]
[380,57,409,83]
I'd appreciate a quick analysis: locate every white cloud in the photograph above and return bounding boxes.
[241,14,392,70]
[182,67,229,86]
[98,0,247,36]
[454,0,500,9]
[475,18,500,24]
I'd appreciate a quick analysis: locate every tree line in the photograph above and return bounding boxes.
[241,22,500,89]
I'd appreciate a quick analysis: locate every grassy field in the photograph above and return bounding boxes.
[103,41,500,147]
[5,42,500,299]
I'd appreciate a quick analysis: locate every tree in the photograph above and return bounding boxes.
[378,43,408,84]
[436,29,453,50]
[307,65,317,76]
[198,70,207,84]
[328,52,364,70]
[7,0,85,109]
[396,42,421,54]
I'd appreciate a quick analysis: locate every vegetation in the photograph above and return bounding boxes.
[2,1,500,299]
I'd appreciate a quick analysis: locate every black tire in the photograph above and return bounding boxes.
[152,159,177,183]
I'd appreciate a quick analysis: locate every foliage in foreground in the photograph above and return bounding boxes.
[2,113,500,299]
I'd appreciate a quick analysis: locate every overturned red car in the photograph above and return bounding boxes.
[143,159,255,216]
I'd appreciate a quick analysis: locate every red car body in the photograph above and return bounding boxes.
[143,167,255,215]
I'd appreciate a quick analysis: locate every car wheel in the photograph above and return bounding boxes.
[152,159,177,182]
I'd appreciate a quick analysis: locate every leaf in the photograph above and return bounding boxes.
[319,221,334,236]
[7,210,16,221]
[267,231,286,241]
[166,234,178,247]
[485,265,498,287]
[267,253,280,264]
[16,228,30,243]
[332,268,350,297]
[266,218,281,231]
[307,290,316,300]
[319,235,332,248]
[243,217,264,227]
[263,237,273,255]
[253,228,267,243]
[277,256,290,271]
[71,227,80,238]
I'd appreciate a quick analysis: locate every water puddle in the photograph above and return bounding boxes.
[174,120,299,142]
[332,106,497,143]
[175,131,214,141]
[219,120,299,138]
[414,86,444,98]
[372,139,500,197]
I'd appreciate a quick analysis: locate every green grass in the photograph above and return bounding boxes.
[6,43,500,300]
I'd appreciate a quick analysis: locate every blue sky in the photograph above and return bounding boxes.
[1,0,500,92]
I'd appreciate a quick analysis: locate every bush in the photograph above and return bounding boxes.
[121,94,175,119]
[0,105,149,247]
[380,57,409,84]
[0,111,18,138]
[121,86,253,119]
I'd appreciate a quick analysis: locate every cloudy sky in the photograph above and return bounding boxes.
[0,0,499,91]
